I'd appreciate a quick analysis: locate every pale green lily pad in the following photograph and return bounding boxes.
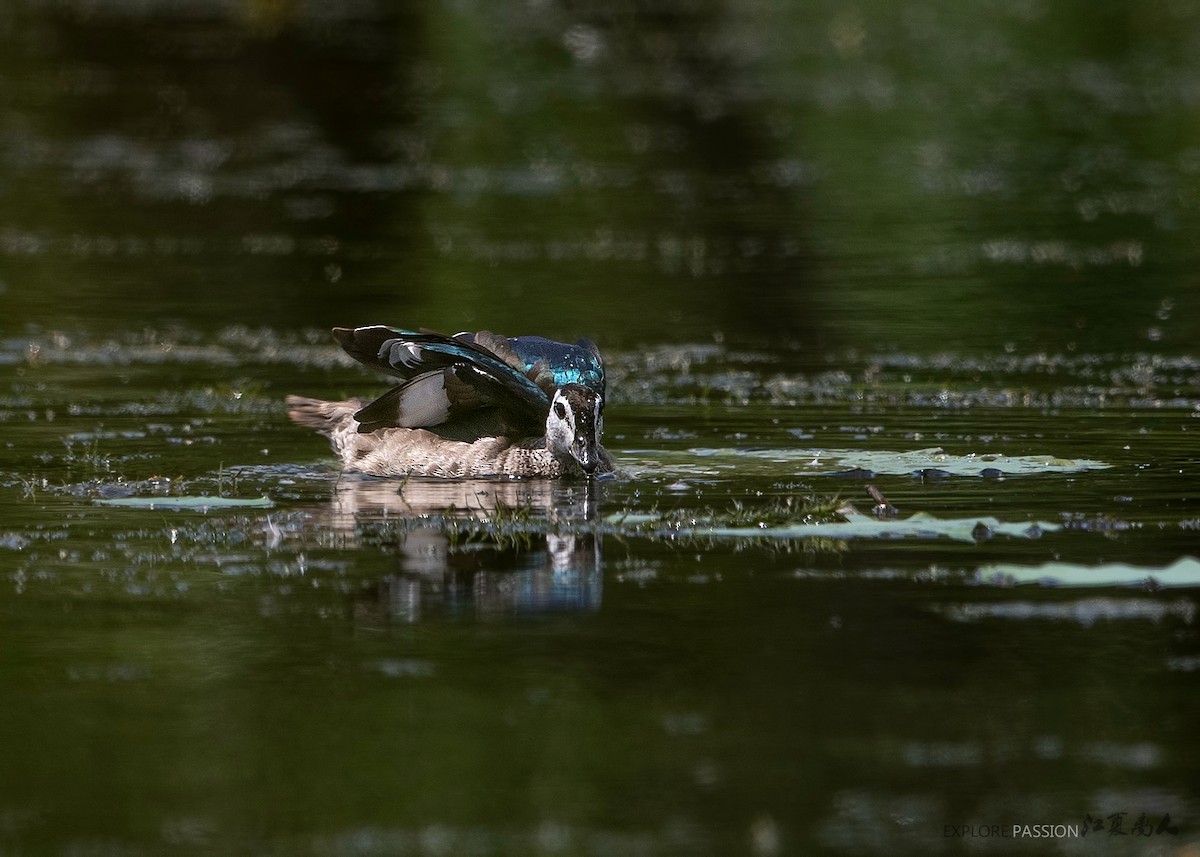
[617,510,1058,543]
[96,495,274,510]
[703,511,1057,543]
[979,556,1200,588]
[626,446,1110,478]
[603,512,662,526]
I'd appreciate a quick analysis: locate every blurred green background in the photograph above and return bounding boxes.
[3,0,1198,351]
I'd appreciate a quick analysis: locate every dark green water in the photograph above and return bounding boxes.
[2,2,1198,855]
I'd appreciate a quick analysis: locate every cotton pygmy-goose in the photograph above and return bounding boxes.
[287,325,614,479]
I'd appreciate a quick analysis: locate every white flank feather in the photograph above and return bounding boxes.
[395,372,451,427]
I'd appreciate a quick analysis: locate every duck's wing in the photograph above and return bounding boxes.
[333,326,552,434]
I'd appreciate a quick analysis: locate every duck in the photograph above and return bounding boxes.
[287,325,615,479]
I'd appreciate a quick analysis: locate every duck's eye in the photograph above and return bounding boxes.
[553,402,567,420]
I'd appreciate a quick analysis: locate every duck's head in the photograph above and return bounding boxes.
[545,383,604,475]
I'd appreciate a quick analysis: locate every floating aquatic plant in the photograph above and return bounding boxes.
[978,556,1200,589]
[626,446,1111,479]
[96,495,274,510]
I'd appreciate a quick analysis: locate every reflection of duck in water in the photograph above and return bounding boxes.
[288,326,615,478]
[308,473,601,532]
[305,475,604,619]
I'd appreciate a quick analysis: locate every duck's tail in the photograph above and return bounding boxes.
[285,395,363,436]
[286,395,370,469]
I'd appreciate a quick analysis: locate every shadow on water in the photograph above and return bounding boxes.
[580,0,820,340]
[6,4,431,328]
[8,1,822,343]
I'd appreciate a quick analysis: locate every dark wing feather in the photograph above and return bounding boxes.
[467,331,536,381]
[333,326,477,382]
[332,326,551,434]
[336,326,605,398]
